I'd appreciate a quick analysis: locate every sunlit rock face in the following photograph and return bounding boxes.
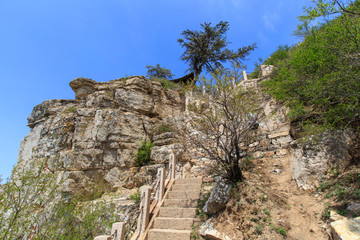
[17,76,185,195]
[290,130,357,190]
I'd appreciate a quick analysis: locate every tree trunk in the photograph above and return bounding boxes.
[228,161,244,183]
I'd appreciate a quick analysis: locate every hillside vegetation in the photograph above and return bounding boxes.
[260,0,360,137]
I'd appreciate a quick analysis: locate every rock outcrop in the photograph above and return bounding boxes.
[203,177,232,215]
[17,76,185,195]
[290,130,358,189]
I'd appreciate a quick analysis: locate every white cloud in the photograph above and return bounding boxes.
[231,0,241,9]
[262,13,279,32]
[205,0,244,10]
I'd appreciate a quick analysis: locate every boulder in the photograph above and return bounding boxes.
[203,177,232,214]
[331,216,360,240]
[200,219,233,240]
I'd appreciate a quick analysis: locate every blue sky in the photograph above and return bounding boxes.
[0,0,310,179]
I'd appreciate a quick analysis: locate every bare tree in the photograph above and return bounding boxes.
[183,66,261,183]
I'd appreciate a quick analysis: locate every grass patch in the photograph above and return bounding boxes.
[318,168,360,201]
[150,77,182,90]
[271,224,287,237]
[64,106,76,114]
[318,168,360,217]
[153,124,176,135]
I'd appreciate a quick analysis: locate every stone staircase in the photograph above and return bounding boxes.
[147,178,202,240]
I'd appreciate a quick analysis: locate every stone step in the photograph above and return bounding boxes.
[174,178,202,185]
[148,229,191,240]
[167,190,200,200]
[159,207,197,218]
[153,217,194,230]
[171,183,201,192]
[163,198,198,208]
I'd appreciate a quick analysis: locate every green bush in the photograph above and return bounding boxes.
[150,77,181,90]
[130,189,141,205]
[135,140,154,167]
[153,124,176,135]
[263,45,291,66]
[247,58,263,79]
[64,106,77,113]
[271,224,287,237]
[36,197,116,240]
[262,6,360,136]
[318,169,360,201]
[0,158,116,240]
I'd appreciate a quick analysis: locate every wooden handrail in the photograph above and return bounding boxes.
[96,152,177,240]
[136,179,175,240]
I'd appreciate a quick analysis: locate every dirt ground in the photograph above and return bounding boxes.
[211,153,331,240]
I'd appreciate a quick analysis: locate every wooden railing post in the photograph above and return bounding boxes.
[94,221,125,240]
[185,93,189,114]
[155,167,165,201]
[136,185,152,234]
[169,152,176,179]
[242,70,248,81]
[111,222,125,240]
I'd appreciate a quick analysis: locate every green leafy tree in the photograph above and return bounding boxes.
[0,159,59,239]
[184,66,261,182]
[296,0,360,36]
[263,2,360,135]
[177,21,256,81]
[145,64,174,79]
[0,158,117,240]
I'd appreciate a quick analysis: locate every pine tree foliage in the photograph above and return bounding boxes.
[177,21,256,80]
[145,64,174,79]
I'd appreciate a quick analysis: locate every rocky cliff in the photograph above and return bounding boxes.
[17,76,185,195]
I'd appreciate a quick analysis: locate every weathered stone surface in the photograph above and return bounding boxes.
[330,210,346,222]
[347,202,360,214]
[115,88,155,115]
[252,151,264,159]
[203,177,232,215]
[200,219,233,240]
[331,216,360,240]
[69,77,97,100]
[16,76,185,195]
[268,130,290,139]
[290,130,356,188]
[259,65,275,78]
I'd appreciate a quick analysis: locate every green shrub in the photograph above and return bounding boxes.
[153,124,176,135]
[271,224,287,237]
[247,58,263,79]
[262,8,360,136]
[0,158,116,240]
[150,77,181,90]
[130,189,141,205]
[318,169,360,201]
[263,45,291,66]
[135,140,154,167]
[64,106,77,113]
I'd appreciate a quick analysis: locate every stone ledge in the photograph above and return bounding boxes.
[331,216,360,240]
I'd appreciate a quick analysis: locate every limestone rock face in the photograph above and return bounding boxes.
[290,130,357,189]
[17,76,185,195]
